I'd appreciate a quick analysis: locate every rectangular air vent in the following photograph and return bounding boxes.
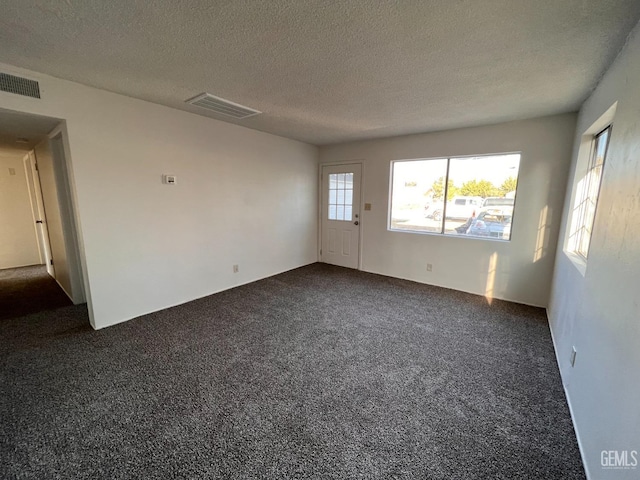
[185,93,261,119]
[0,73,41,99]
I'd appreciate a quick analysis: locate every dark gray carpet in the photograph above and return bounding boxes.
[0,263,585,479]
[1,265,72,320]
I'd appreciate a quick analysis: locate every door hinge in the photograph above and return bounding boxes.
[34,163,38,171]
[320,249,322,256]
[50,259,54,266]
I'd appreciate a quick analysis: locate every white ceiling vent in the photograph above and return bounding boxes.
[185,93,261,119]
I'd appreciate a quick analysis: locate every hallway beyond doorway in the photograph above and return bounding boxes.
[0,265,73,320]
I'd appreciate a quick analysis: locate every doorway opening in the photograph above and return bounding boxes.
[0,108,87,319]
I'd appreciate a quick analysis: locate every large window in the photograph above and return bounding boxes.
[568,126,611,259]
[390,153,520,240]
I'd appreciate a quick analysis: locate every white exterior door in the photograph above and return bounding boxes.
[321,164,361,269]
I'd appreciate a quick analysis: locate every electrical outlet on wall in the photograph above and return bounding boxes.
[427,263,433,272]
[233,265,239,273]
[570,346,577,367]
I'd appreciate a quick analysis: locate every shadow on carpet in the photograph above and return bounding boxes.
[1,265,73,320]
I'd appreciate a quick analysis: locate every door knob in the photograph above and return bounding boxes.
[354,221,359,226]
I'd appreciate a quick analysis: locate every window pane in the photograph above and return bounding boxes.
[390,158,448,233]
[345,189,353,205]
[345,206,353,221]
[572,126,611,258]
[594,129,609,166]
[345,173,353,189]
[328,171,355,223]
[588,165,602,193]
[445,154,520,240]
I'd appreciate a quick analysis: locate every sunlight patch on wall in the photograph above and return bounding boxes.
[485,252,498,304]
[534,205,551,262]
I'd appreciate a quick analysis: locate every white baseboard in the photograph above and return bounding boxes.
[93,261,319,330]
[546,308,591,480]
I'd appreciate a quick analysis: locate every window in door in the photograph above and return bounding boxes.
[328,173,354,221]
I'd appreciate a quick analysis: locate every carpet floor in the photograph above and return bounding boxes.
[0,263,585,479]
[0,265,72,321]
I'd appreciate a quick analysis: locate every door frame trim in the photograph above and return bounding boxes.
[318,161,365,270]
[46,122,89,306]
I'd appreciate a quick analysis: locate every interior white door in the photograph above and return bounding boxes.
[321,164,361,269]
[24,152,55,276]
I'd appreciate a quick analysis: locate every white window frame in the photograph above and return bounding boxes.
[388,152,521,241]
[564,103,616,276]
[574,127,610,259]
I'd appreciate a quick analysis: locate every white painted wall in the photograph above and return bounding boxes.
[0,63,318,329]
[320,113,576,307]
[0,153,41,269]
[548,23,640,480]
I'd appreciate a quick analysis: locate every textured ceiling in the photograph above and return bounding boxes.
[0,109,60,156]
[1,1,639,146]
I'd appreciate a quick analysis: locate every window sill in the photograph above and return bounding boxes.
[388,227,511,242]
[564,250,587,277]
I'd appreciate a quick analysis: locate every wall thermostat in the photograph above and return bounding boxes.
[163,174,177,185]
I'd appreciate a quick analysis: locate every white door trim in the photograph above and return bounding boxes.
[46,123,89,306]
